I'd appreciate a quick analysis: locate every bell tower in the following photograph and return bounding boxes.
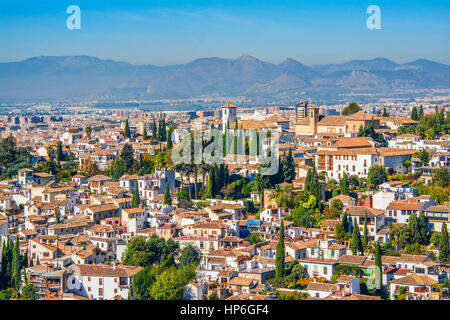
[309,106,320,134]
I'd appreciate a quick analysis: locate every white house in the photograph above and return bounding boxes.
[69,264,142,300]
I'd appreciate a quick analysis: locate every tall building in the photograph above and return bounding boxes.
[295,100,309,122]
[222,103,237,130]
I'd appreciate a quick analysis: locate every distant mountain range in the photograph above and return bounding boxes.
[0,55,449,105]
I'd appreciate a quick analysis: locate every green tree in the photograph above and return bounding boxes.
[178,245,200,268]
[342,102,362,116]
[85,126,92,139]
[55,141,64,166]
[163,184,172,205]
[339,173,349,196]
[21,284,37,300]
[363,213,368,248]
[150,265,196,300]
[282,149,296,183]
[408,212,421,244]
[132,185,141,208]
[132,267,159,300]
[208,291,219,300]
[167,127,173,149]
[120,143,136,173]
[305,167,321,200]
[382,107,389,117]
[439,224,449,262]
[335,222,348,241]
[152,119,157,140]
[410,106,418,121]
[245,233,264,245]
[109,159,126,179]
[0,135,31,179]
[11,238,21,290]
[124,119,131,138]
[143,127,148,140]
[433,167,450,187]
[367,164,388,187]
[374,241,382,290]
[342,212,349,233]
[351,218,363,255]
[255,173,269,209]
[417,212,429,244]
[275,220,285,278]
[419,105,424,118]
[122,235,178,267]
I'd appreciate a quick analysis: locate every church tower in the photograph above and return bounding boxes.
[309,106,320,134]
[222,103,237,130]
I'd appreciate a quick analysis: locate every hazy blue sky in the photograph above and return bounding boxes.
[0,0,448,65]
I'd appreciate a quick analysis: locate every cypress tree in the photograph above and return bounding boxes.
[163,183,172,205]
[439,224,449,262]
[340,173,349,195]
[282,149,296,183]
[124,119,130,138]
[167,128,173,149]
[212,164,220,196]
[161,118,167,141]
[275,220,285,278]
[132,185,140,208]
[351,218,363,255]
[374,241,382,290]
[143,127,148,140]
[342,212,349,233]
[419,105,424,118]
[56,141,64,166]
[152,119,157,140]
[408,212,421,244]
[417,212,428,244]
[11,238,21,290]
[363,213,368,248]
[157,119,162,141]
[206,168,214,199]
[410,106,418,121]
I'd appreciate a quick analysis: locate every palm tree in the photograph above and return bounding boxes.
[256,172,268,209]
[85,126,92,139]
[46,146,54,161]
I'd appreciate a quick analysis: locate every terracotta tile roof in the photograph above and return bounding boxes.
[317,116,346,127]
[72,264,142,277]
[307,282,339,292]
[337,254,367,266]
[330,194,356,202]
[390,274,438,286]
[228,277,254,286]
[341,294,381,300]
[346,206,384,216]
[88,224,115,233]
[398,254,429,263]
[86,203,119,213]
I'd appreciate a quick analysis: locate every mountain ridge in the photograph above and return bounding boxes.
[0,55,448,104]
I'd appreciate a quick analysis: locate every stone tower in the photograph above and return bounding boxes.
[222,103,237,130]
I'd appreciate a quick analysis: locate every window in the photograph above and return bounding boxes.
[311,249,315,255]
[324,267,328,275]
[99,288,103,296]
[88,287,91,292]
[331,250,335,257]
[88,277,91,281]
[99,278,102,285]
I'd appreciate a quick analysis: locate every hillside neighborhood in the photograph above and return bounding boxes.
[0,101,449,301]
